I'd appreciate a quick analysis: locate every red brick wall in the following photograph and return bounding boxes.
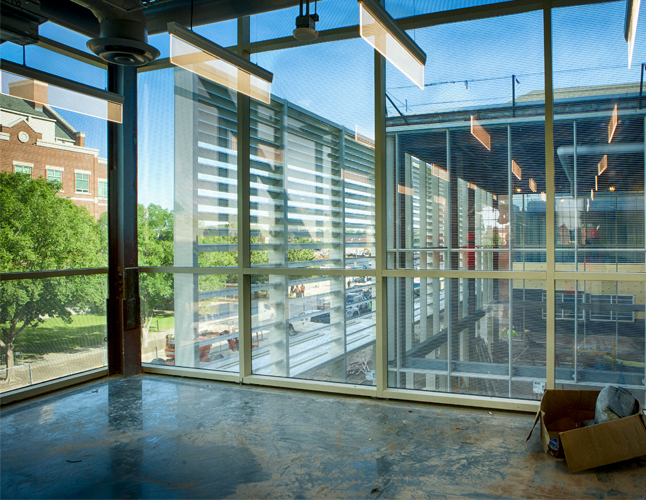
[0,121,107,220]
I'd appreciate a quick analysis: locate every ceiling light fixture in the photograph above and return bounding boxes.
[625,0,642,68]
[598,155,608,175]
[609,185,616,191]
[293,0,319,42]
[471,116,491,150]
[529,178,537,192]
[168,22,273,104]
[358,0,427,89]
[512,160,522,180]
[609,104,618,142]
[0,59,123,123]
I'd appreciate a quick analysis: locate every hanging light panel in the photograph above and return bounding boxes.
[608,104,618,142]
[168,22,273,104]
[512,160,522,180]
[358,0,426,89]
[625,0,641,68]
[0,60,123,123]
[471,116,491,150]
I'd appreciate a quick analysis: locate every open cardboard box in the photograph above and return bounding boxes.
[526,389,646,472]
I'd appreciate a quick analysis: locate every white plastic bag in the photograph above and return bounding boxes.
[595,385,640,424]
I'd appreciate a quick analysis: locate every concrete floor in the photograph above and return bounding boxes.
[2,375,645,499]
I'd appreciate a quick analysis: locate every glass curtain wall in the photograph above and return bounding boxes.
[0,36,110,392]
[552,1,646,403]
[248,35,376,384]
[385,10,546,399]
[138,22,240,371]
[134,1,646,407]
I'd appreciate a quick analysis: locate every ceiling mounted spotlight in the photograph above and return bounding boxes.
[293,0,319,42]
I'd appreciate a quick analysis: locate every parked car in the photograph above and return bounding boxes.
[288,306,360,335]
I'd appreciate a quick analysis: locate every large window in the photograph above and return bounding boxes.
[0,36,110,394]
[133,1,646,407]
[385,10,546,399]
[551,1,646,399]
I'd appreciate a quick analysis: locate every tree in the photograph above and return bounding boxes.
[0,173,105,376]
[288,237,316,263]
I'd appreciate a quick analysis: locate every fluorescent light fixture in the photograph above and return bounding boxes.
[168,22,273,104]
[591,189,594,200]
[587,198,590,211]
[609,104,618,142]
[468,182,478,190]
[358,0,426,89]
[512,160,522,181]
[0,59,123,123]
[529,178,537,192]
[595,175,598,191]
[398,184,414,196]
[471,116,491,150]
[598,155,608,175]
[625,0,641,68]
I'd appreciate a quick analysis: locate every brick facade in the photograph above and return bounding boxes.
[0,86,108,220]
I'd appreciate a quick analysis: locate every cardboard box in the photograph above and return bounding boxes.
[526,389,646,472]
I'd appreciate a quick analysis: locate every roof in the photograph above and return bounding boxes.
[54,123,74,141]
[0,93,49,119]
[1,94,75,141]
[515,82,642,103]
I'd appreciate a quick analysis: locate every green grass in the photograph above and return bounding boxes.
[12,314,107,359]
[7,313,175,361]
[146,313,175,332]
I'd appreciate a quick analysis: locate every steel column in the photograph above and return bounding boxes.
[107,64,141,377]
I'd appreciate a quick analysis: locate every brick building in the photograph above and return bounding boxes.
[0,81,108,219]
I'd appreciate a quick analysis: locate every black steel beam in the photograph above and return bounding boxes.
[107,64,141,377]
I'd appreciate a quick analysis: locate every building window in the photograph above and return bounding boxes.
[75,173,89,193]
[15,165,32,175]
[98,180,107,200]
[47,169,62,186]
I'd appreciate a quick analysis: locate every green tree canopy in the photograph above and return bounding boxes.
[0,173,105,373]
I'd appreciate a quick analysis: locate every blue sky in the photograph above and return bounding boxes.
[2,1,644,210]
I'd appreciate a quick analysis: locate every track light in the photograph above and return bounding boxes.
[293,0,319,42]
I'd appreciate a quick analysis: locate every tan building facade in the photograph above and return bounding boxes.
[0,82,108,220]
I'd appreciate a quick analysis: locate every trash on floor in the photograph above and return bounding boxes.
[526,388,646,472]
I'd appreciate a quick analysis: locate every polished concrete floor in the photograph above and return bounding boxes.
[2,375,645,499]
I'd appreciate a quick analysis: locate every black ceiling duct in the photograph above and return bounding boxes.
[74,0,160,66]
